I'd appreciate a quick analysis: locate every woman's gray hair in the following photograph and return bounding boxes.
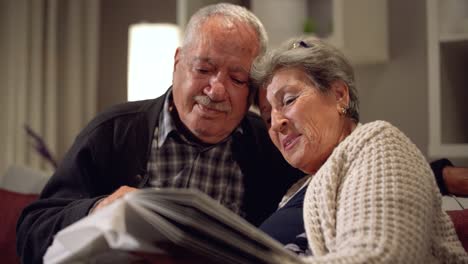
[182,3,268,56]
[251,36,360,122]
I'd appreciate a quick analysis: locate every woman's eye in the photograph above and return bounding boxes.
[283,96,297,106]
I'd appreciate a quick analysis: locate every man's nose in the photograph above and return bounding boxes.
[205,73,227,101]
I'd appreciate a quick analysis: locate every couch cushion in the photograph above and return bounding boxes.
[0,188,38,264]
[447,209,468,252]
[1,165,49,194]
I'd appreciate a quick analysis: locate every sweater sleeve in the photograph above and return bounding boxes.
[16,129,105,264]
[16,99,156,264]
[15,116,122,264]
[302,122,466,263]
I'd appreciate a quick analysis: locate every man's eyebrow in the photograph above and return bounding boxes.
[193,57,214,65]
[192,57,248,74]
[228,66,248,75]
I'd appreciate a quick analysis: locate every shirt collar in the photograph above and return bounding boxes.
[157,90,177,148]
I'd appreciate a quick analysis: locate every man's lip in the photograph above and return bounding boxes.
[281,134,300,151]
[197,103,224,116]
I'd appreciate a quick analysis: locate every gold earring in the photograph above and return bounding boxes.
[340,106,347,115]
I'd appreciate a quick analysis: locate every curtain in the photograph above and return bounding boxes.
[0,0,100,176]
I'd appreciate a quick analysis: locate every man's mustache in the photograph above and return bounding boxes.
[194,95,231,112]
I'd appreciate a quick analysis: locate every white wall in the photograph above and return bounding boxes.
[356,0,467,166]
[1,0,465,169]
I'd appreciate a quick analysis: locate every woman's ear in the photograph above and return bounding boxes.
[331,80,350,105]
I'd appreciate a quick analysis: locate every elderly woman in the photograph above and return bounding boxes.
[251,36,467,263]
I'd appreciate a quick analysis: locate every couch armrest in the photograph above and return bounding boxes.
[0,188,39,263]
[446,209,468,252]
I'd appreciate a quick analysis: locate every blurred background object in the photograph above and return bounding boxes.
[1,0,467,180]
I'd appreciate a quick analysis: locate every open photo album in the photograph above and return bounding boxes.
[44,188,305,264]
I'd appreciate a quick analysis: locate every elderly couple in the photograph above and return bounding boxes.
[17,3,466,263]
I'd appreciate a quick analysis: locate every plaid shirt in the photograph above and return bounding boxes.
[147,92,245,216]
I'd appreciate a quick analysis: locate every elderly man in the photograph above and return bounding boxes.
[16,3,302,264]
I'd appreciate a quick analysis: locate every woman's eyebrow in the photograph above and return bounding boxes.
[268,85,289,103]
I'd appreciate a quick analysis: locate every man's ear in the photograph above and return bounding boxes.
[173,47,182,73]
[331,80,350,105]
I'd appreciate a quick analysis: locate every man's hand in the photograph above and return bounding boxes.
[92,186,138,213]
[443,166,468,197]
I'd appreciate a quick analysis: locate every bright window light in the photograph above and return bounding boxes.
[127,23,181,101]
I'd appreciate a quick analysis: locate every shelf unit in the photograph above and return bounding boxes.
[427,0,468,158]
[176,0,388,64]
[251,0,388,65]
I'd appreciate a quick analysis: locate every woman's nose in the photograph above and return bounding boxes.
[270,110,288,134]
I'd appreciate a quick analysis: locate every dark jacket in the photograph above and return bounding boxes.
[16,91,303,264]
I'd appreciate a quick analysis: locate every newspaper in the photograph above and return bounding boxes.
[44,188,304,264]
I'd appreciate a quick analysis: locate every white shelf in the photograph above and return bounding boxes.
[429,144,468,159]
[427,0,468,158]
[251,0,388,65]
[439,32,468,42]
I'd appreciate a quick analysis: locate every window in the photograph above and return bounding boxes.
[127,23,181,101]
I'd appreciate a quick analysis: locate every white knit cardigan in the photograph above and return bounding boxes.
[302,121,467,263]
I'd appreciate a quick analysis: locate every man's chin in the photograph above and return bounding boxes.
[191,122,233,144]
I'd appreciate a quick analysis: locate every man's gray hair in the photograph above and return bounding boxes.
[182,3,268,56]
[251,36,360,122]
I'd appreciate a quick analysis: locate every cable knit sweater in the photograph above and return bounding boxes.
[302,121,467,263]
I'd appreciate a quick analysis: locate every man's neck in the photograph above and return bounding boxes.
[169,102,214,147]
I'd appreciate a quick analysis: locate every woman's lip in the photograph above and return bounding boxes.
[282,135,300,151]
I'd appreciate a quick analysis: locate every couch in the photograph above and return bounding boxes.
[1,166,467,263]
[0,165,48,264]
[447,209,468,252]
